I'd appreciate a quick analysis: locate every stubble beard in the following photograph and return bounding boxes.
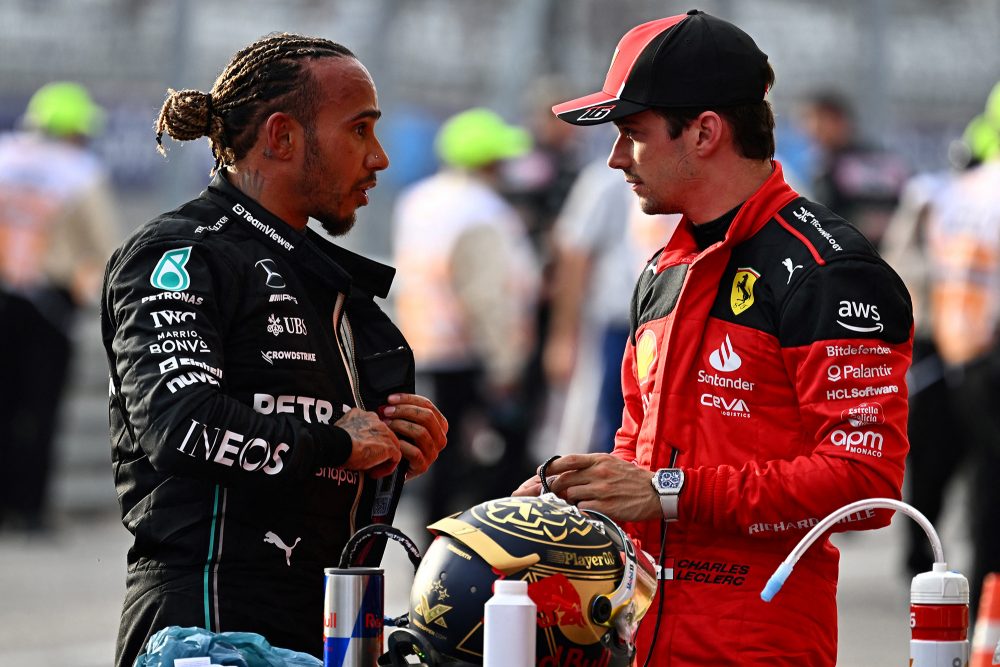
[303,140,356,237]
[316,212,356,238]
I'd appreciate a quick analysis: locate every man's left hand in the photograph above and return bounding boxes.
[379,393,448,478]
[545,453,662,523]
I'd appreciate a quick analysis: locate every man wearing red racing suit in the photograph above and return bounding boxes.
[515,11,912,666]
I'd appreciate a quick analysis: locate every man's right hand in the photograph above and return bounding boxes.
[336,408,402,478]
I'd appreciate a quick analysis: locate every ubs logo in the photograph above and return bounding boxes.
[255,259,286,289]
[266,314,308,337]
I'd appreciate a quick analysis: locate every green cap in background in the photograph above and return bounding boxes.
[963,113,1000,163]
[24,81,105,138]
[435,108,532,169]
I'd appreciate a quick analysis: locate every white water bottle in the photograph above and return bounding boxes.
[484,579,536,667]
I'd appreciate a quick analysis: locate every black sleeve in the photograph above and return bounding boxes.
[106,239,351,486]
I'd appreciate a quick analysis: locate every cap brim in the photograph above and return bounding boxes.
[552,90,649,126]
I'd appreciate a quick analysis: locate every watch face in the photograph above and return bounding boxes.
[657,469,683,491]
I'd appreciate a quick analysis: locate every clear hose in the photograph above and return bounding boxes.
[761,498,945,602]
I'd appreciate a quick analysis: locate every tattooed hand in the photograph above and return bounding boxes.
[378,393,448,479]
[336,408,402,478]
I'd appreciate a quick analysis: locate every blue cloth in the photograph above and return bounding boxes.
[135,626,321,667]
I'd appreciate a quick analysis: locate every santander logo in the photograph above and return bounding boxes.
[709,335,742,373]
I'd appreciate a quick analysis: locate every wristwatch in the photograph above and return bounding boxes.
[651,468,685,521]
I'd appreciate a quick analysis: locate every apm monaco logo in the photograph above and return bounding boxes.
[708,335,742,372]
[830,429,884,457]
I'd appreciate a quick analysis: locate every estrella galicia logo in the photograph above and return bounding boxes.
[150,247,192,292]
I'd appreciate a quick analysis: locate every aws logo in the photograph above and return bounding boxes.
[836,300,883,333]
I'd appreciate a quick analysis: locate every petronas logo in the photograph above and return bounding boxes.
[150,247,192,291]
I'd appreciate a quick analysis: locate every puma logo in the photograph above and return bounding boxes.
[782,257,803,284]
[264,531,301,566]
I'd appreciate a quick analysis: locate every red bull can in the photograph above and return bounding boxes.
[323,567,384,667]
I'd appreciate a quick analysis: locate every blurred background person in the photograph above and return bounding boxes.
[502,75,589,252]
[880,106,999,582]
[0,82,119,534]
[499,76,590,460]
[543,157,680,455]
[392,108,541,525]
[922,82,1000,615]
[798,90,910,248]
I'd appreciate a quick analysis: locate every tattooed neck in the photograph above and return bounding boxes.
[232,168,265,198]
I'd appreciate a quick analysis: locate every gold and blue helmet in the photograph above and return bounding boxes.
[406,494,657,666]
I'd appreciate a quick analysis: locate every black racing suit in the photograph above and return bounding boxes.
[102,174,414,665]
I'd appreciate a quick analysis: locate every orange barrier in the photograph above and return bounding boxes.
[972,573,1000,666]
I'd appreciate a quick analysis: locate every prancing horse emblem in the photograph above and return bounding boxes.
[264,531,301,566]
[730,267,760,315]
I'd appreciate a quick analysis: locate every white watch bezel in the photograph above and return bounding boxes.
[651,468,684,522]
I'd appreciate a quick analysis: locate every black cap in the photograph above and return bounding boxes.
[552,10,770,125]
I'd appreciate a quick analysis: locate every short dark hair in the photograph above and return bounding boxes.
[654,63,776,160]
[155,33,354,172]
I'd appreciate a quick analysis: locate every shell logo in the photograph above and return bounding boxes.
[636,329,658,383]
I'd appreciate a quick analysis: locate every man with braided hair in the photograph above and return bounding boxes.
[103,34,447,665]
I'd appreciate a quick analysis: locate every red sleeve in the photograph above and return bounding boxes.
[612,338,641,462]
[681,258,913,537]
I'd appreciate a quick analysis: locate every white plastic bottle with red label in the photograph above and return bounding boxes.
[910,563,970,666]
[483,579,536,667]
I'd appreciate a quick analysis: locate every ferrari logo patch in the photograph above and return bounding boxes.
[730,267,760,316]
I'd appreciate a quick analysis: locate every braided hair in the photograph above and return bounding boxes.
[155,33,354,173]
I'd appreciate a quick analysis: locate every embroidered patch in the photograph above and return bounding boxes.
[730,267,760,316]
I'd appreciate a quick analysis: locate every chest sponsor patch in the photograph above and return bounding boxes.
[150,247,192,292]
[730,267,760,316]
[636,328,658,384]
[842,402,884,427]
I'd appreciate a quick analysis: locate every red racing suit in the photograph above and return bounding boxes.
[617,164,913,666]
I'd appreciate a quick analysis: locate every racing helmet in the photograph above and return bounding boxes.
[406,494,657,666]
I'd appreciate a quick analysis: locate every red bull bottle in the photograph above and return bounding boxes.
[323,567,384,667]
